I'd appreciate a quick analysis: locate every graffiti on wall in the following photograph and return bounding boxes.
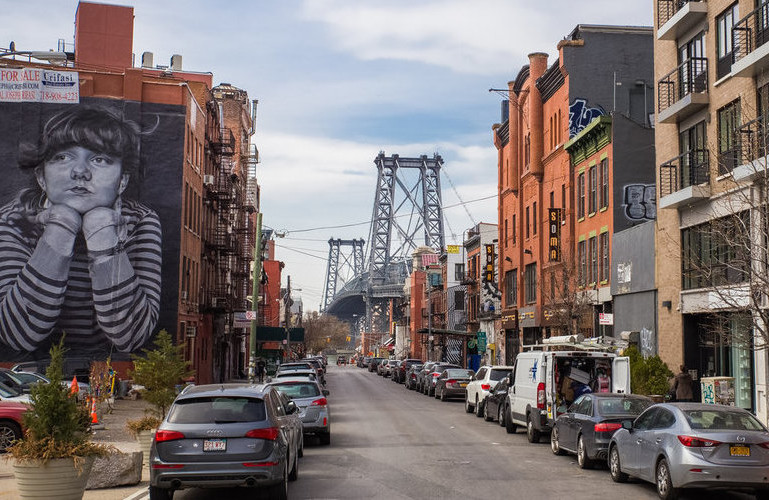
[569,98,605,137]
[623,184,656,221]
[0,98,184,362]
[640,327,655,358]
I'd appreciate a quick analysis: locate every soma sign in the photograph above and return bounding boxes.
[549,208,561,262]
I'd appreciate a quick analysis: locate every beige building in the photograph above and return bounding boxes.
[654,0,769,422]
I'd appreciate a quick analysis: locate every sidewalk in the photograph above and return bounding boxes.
[0,398,152,500]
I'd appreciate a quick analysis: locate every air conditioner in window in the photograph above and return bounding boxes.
[180,291,188,300]
[203,175,215,186]
[186,325,197,338]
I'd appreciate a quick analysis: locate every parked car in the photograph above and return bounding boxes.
[336,355,347,366]
[269,378,331,445]
[0,400,27,452]
[423,363,461,397]
[0,382,31,404]
[0,369,27,394]
[271,370,320,384]
[383,359,399,378]
[376,359,390,376]
[359,356,371,368]
[435,368,475,401]
[276,362,314,374]
[302,357,325,378]
[394,359,422,384]
[609,403,769,500]
[6,370,48,390]
[464,365,514,417]
[551,393,653,468]
[149,383,303,500]
[405,364,424,390]
[367,357,384,372]
[506,349,630,442]
[415,362,439,393]
[484,373,512,425]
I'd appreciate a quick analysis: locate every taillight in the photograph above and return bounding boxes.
[151,463,184,469]
[594,422,622,433]
[446,379,456,385]
[154,430,184,443]
[245,427,279,441]
[481,384,491,391]
[311,397,328,407]
[677,435,722,448]
[243,461,279,467]
[431,372,440,378]
[757,442,769,449]
[536,383,546,410]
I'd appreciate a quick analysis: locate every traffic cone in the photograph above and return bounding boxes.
[69,376,79,396]
[90,397,99,425]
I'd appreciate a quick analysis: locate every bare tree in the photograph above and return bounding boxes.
[302,312,350,353]
[542,248,595,338]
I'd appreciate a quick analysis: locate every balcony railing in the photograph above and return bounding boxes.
[657,0,701,28]
[659,149,709,197]
[658,57,708,114]
[733,2,769,65]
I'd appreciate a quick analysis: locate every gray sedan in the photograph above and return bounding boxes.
[149,383,303,500]
[608,403,769,500]
[269,378,331,445]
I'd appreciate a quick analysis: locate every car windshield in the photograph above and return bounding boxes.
[10,372,47,384]
[489,369,512,381]
[272,382,321,399]
[278,364,312,371]
[444,369,474,378]
[0,381,20,397]
[596,397,652,416]
[168,397,266,424]
[683,409,767,431]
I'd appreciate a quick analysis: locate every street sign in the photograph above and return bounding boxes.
[477,331,487,352]
[245,311,256,320]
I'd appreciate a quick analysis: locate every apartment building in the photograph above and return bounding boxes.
[495,25,654,357]
[654,0,769,420]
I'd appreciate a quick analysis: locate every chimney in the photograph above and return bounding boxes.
[528,52,548,177]
[141,51,153,68]
[170,54,182,71]
[75,2,134,69]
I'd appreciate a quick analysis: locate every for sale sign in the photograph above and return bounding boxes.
[0,68,79,103]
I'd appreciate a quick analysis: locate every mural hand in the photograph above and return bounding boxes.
[38,204,83,235]
[82,207,120,251]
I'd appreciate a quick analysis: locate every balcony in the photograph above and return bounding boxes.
[657,57,709,124]
[731,115,769,182]
[731,2,769,78]
[657,0,708,41]
[659,149,710,209]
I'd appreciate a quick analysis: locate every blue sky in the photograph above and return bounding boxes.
[6,0,653,310]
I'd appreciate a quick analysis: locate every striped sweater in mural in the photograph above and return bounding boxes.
[0,199,162,353]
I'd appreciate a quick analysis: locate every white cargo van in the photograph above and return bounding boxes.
[504,346,629,443]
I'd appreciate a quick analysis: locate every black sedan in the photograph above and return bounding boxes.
[483,374,512,424]
[434,368,475,401]
[550,393,653,469]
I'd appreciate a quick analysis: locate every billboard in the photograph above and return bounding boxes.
[0,97,184,362]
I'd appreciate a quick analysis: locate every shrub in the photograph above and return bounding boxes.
[625,345,674,396]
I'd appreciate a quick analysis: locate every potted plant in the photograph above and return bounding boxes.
[7,338,109,500]
[126,329,193,467]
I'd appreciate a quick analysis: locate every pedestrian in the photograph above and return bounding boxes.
[672,365,694,402]
[256,358,266,383]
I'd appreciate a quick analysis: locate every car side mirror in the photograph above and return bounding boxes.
[322,389,330,396]
[621,420,633,432]
[285,400,298,414]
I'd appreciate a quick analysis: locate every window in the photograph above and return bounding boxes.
[679,121,707,188]
[524,133,531,166]
[454,290,465,309]
[578,240,587,287]
[718,99,741,174]
[550,191,554,209]
[679,32,706,95]
[653,409,676,429]
[588,165,597,214]
[589,237,598,284]
[562,184,566,211]
[681,212,750,289]
[599,232,609,282]
[599,158,609,209]
[505,270,517,307]
[454,263,464,281]
[504,219,508,248]
[524,264,537,304]
[716,4,738,79]
[533,202,537,235]
[512,214,517,244]
[526,206,530,239]
[578,172,586,218]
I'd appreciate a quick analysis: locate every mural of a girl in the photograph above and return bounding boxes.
[0,105,161,356]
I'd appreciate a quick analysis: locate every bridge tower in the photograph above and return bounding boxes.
[365,152,446,335]
[321,238,365,312]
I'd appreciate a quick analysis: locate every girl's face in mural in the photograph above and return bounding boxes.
[36,145,129,214]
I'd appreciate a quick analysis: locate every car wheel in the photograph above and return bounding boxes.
[475,397,484,418]
[526,414,541,443]
[577,435,593,469]
[319,431,331,446]
[498,405,506,427]
[656,458,679,500]
[266,462,289,500]
[298,436,304,457]
[609,445,628,483]
[288,452,299,481]
[440,388,447,401]
[483,401,493,421]
[0,421,22,453]
[551,426,566,456]
[505,406,518,434]
[149,486,173,500]
[465,395,473,413]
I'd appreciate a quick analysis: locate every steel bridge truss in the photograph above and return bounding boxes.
[321,238,365,312]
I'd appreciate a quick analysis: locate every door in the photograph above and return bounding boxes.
[612,357,630,394]
[624,407,660,475]
[560,395,586,450]
[571,395,593,450]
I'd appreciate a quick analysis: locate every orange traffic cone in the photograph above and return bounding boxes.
[90,397,99,425]
[69,376,79,396]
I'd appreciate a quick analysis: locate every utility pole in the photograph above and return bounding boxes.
[284,275,291,361]
[248,213,263,384]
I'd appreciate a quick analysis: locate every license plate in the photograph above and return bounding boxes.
[203,439,226,452]
[730,445,750,457]
[460,383,468,387]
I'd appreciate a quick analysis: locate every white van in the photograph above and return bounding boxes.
[504,348,629,443]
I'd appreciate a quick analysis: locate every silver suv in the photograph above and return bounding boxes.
[149,383,303,500]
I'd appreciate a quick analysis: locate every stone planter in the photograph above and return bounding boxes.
[136,429,155,467]
[13,456,94,500]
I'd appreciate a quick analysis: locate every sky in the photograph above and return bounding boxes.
[5,0,653,311]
